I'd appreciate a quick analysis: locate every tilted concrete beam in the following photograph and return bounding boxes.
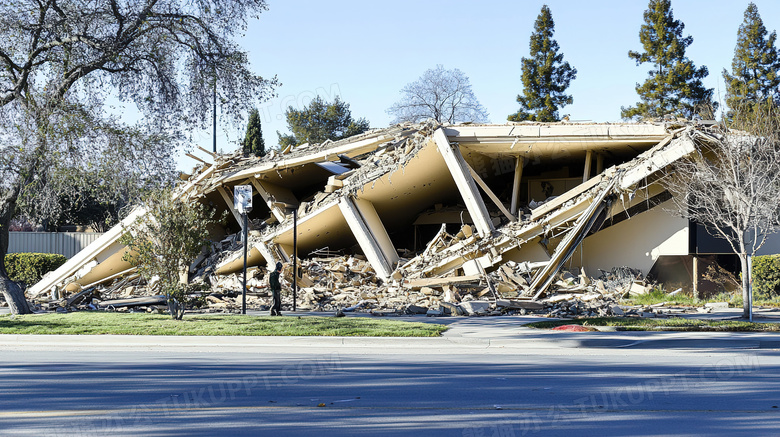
[338,196,397,280]
[432,128,494,238]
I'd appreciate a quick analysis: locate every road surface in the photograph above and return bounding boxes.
[0,325,778,436]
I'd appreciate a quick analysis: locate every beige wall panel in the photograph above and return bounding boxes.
[578,202,688,276]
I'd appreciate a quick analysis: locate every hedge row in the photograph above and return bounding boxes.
[4,253,67,287]
[752,255,780,298]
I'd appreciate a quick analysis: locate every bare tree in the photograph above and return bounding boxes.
[0,0,277,314]
[661,104,780,319]
[387,65,488,124]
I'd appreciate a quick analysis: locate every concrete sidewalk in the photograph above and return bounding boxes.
[0,313,780,353]
[1,308,780,352]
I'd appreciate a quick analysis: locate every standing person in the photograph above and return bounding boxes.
[269,262,283,316]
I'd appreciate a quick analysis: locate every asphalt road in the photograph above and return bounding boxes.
[0,322,779,437]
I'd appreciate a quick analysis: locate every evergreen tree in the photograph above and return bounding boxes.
[278,96,369,148]
[723,3,780,122]
[242,108,266,156]
[622,0,715,120]
[509,5,576,122]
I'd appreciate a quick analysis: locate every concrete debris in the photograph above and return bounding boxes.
[26,120,729,319]
[704,302,729,310]
[459,300,491,315]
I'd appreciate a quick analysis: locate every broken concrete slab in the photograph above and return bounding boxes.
[459,300,491,315]
[98,295,166,309]
[495,299,544,310]
[628,283,652,296]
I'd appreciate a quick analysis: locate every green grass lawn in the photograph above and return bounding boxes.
[526,316,780,332]
[622,288,780,308]
[0,312,447,337]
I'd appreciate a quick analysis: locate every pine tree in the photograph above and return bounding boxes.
[622,0,715,120]
[508,5,576,122]
[242,108,266,157]
[278,96,369,148]
[723,3,780,122]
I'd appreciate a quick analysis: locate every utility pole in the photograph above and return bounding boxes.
[212,77,217,154]
[293,209,298,311]
[242,212,248,315]
[234,185,253,315]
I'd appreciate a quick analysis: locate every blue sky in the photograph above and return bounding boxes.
[181,0,780,169]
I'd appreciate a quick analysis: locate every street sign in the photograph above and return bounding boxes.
[234,185,253,214]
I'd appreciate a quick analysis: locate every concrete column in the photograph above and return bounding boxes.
[511,157,525,216]
[253,241,277,266]
[596,153,604,175]
[433,128,494,238]
[583,150,593,183]
[338,196,397,280]
[352,198,399,269]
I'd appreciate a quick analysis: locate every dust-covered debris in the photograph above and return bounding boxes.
[26,120,728,319]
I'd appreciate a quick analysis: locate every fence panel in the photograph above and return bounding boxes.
[8,232,105,259]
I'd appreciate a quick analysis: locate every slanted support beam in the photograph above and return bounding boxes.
[583,150,593,183]
[252,179,299,222]
[511,157,525,216]
[531,177,618,299]
[218,186,244,228]
[249,178,286,223]
[253,241,277,266]
[433,128,494,238]
[353,197,399,271]
[466,163,516,222]
[338,196,398,280]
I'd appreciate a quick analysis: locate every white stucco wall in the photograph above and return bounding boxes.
[574,201,689,276]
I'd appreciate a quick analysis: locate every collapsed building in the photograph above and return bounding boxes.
[27,120,738,316]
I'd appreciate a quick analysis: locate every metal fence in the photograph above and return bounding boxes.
[8,232,104,259]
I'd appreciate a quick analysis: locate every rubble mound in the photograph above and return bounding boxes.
[39,256,655,319]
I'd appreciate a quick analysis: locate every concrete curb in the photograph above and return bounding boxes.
[1,332,779,351]
[0,334,492,351]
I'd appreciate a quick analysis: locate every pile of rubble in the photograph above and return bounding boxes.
[38,247,664,319]
[26,120,728,320]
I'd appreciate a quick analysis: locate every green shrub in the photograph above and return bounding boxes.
[752,255,780,298]
[4,253,67,287]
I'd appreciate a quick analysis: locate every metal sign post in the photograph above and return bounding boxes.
[293,209,297,311]
[234,185,253,315]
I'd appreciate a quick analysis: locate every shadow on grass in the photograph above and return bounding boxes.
[0,312,447,336]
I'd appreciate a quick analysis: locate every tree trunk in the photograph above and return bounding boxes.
[739,253,751,319]
[0,277,31,314]
[0,188,32,315]
[167,296,185,320]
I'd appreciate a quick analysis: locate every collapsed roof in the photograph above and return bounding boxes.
[29,120,720,300]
